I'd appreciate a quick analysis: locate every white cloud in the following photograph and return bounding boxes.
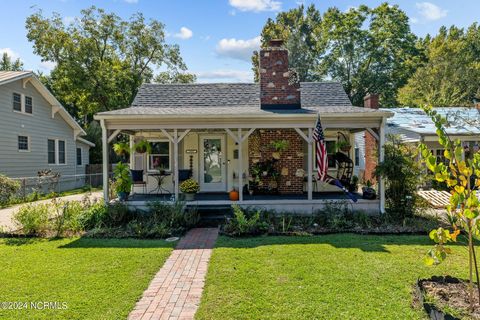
[0,48,19,59]
[216,36,261,61]
[174,27,193,40]
[63,16,77,24]
[39,61,56,71]
[415,2,447,21]
[229,0,281,12]
[196,70,253,83]
[124,0,139,3]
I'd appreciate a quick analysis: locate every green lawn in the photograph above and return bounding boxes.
[196,234,469,320]
[0,237,173,320]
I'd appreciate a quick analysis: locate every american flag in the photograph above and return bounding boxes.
[313,114,328,181]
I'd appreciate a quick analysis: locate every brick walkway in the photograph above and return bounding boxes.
[128,228,219,320]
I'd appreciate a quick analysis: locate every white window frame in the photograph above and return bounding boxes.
[76,147,82,166]
[313,138,338,171]
[18,135,30,152]
[24,95,33,114]
[12,93,33,115]
[147,139,171,172]
[48,138,67,165]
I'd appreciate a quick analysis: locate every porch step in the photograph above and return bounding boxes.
[190,205,232,227]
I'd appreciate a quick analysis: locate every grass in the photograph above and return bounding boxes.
[0,237,173,320]
[196,234,470,320]
[1,187,102,209]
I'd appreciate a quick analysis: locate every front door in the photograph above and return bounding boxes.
[200,135,226,192]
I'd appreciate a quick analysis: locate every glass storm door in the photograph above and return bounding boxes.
[200,135,226,192]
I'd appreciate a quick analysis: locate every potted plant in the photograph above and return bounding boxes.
[113,162,132,201]
[180,178,200,201]
[113,141,130,157]
[362,180,376,200]
[336,140,351,153]
[271,139,289,159]
[134,140,151,154]
[348,175,359,193]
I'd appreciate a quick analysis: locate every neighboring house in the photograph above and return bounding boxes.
[95,40,392,213]
[357,107,480,183]
[0,71,94,191]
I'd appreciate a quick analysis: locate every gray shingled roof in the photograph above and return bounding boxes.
[97,81,382,116]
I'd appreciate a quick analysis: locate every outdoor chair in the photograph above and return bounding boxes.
[130,169,146,194]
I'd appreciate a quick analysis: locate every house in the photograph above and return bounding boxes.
[94,40,393,213]
[0,71,94,191]
[384,107,480,161]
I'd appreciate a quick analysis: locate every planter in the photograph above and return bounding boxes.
[362,187,376,200]
[117,191,130,201]
[184,193,195,201]
[416,276,476,320]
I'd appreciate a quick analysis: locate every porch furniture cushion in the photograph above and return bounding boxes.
[178,169,193,182]
[131,169,145,183]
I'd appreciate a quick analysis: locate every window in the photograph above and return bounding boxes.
[48,139,56,164]
[313,140,337,169]
[76,148,82,165]
[13,93,21,112]
[18,136,29,151]
[58,140,66,164]
[148,141,170,171]
[25,96,33,114]
[435,149,449,165]
[354,147,360,166]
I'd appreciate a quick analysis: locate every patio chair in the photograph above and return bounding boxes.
[130,169,146,194]
[178,169,193,183]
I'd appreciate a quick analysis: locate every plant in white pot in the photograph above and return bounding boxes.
[180,178,200,201]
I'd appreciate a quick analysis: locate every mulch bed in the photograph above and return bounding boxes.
[417,276,480,319]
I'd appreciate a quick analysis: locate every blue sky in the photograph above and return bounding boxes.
[0,0,478,83]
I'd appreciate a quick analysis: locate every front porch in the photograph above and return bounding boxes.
[98,110,387,214]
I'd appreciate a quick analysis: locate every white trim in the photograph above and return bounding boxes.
[366,128,379,141]
[146,139,171,172]
[47,138,67,165]
[17,135,30,152]
[199,134,227,192]
[76,147,82,166]
[107,129,121,143]
[379,117,386,214]
[76,137,95,147]
[101,119,109,202]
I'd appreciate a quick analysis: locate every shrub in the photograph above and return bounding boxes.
[180,179,200,193]
[0,174,20,205]
[147,201,198,235]
[13,203,50,235]
[223,204,269,236]
[375,135,425,220]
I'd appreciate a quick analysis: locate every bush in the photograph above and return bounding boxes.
[13,203,50,235]
[147,201,199,235]
[223,204,269,236]
[375,135,426,220]
[0,174,20,206]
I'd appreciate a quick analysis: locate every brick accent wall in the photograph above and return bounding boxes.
[259,40,300,108]
[248,129,304,194]
[363,94,379,183]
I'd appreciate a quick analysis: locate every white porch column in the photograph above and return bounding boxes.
[129,135,134,168]
[238,128,243,201]
[379,118,386,214]
[173,129,179,200]
[100,120,109,203]
[307,128,313,200]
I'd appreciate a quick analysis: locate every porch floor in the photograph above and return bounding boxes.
[128,192,364,202]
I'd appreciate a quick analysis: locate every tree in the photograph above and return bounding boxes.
[26,7,189,123]
[153,70,196,84]
[399,24,480,107]
[0,53,23,71]
[420,106,480,311]
[319,3,421,106]
[252,4,324,82]
[253,3,422,106]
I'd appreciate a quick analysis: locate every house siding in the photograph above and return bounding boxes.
[0,79,79,184]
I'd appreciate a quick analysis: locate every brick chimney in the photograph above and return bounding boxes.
[363,94,380,183]
[259,39,300,109]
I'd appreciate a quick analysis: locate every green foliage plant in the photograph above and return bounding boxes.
[179,179,200,194]
[0,174,20,206]
[113,162,132,194]
[419,105,480,311]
